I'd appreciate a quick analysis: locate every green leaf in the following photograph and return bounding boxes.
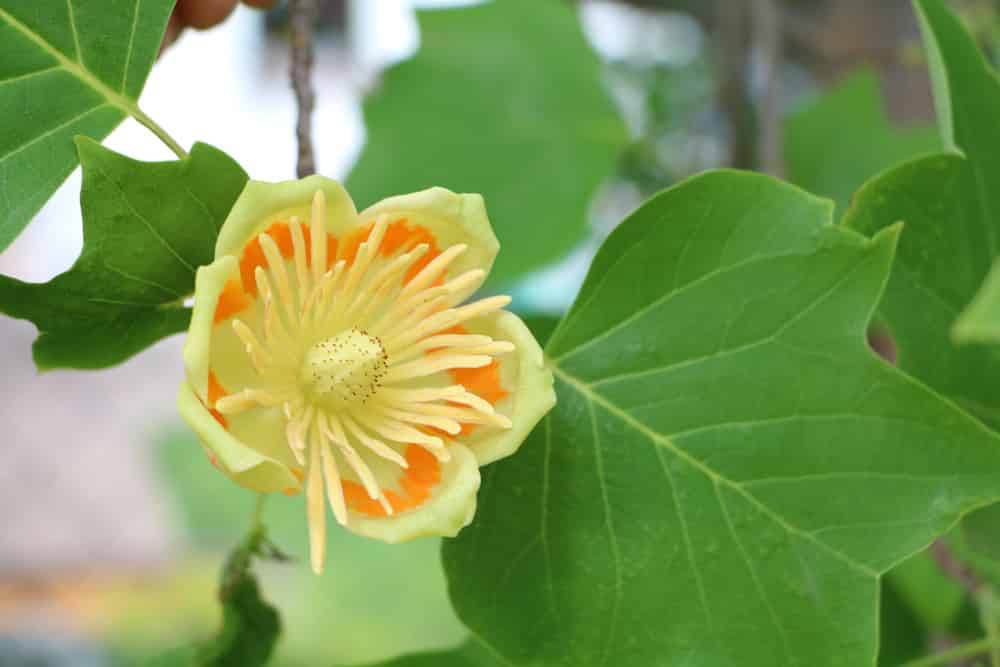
[0,0,177,251]
[354,640,508,667]
[0,138,248,369]
[347,0,626,287]
[785,69,939,218]
[197,530,281,667]
[842,0,1000,428]
[953,259,1000,344]
[443,171,1000,665]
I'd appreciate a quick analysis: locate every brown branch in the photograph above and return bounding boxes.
[715,0,755,170]
[752,0,784,177]
[930,539,982,596]
[289,0,318,178]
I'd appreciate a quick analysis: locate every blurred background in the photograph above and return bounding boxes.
[1,0,998,665]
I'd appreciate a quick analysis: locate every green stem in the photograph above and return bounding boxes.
[131,105,188,159]
[902,637,1000,667]
[251,493,268,534]
[978,587,1000,667]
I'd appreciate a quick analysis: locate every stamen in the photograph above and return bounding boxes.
[307,435,326,574]
[307,260,347,327]
[341,244,429,324]
[340,413,409,468]
[384,352,493,384]
[377,385,469,404]
[216,388,285,414]
[371,404,462,435]
[285,404,314,466]
[255,267,295,347]
[372,268,485,337]
[320,412,392,513]
[337,217,390,314]
[319,434,348,526]
[310,190,327,285]
[352,409,449,459]
[232,319,273,372]
[385,295,511,354]
[382,400,512,429]
[390,333,492,364]
[289,217,310,309]
[258,233,298,327]
[399,243,468,299]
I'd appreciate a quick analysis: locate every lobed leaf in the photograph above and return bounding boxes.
[441,171,1000,665]
[346,0,627,288]
[0,138,247,369]
[0,0,176,250]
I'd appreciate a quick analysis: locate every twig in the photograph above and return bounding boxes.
[930,539,981,596]
[901,637,1000,667]
[751,0,783,177]
[289,0,318,178]
[929,539,1000,666]
[715,0,755,170]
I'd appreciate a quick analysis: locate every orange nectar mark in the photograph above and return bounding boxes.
[240,221,334,295]
[337,223,374,266]
[214,278,252,323]
[449,358,508,437]
[384,220,442,284]
[206,370,228,429]
[283,467,307,496]
[339,220,443,284]
[344,445,442,517]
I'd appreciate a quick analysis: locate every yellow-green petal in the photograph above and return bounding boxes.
[348,442,481,543]
[177,382,299,493]
[461,310,556,465]
[215,176,358,260]
[357,187,499,278]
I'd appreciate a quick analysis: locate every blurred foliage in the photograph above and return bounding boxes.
[195,528,280,667]
[348,0,626,289]
[785,70,939,218]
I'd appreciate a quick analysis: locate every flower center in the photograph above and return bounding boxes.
[300,328,388,410]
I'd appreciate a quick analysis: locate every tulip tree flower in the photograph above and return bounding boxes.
[178,177,555,573]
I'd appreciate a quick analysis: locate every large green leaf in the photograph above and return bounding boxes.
[785,69,939,218]
[843,0,1000,429]
[0,0,177,251]
[355,640,507,667]
[440,171,1000,665]
[0,138,247,369]
[346,0,626,288]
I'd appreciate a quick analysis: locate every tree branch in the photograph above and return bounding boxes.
[289,0,318,178]
[752,0,784,177]
[715,0,755,169]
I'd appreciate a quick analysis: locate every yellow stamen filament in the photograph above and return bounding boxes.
[307,435,326,574]
[289,217,311,309]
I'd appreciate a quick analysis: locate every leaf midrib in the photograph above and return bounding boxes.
[0,6,146,125]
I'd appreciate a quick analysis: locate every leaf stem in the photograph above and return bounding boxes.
[251,493,268,534]
[131,105,188,159]
[978,587,1000,667]
[902,637,1000,667]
